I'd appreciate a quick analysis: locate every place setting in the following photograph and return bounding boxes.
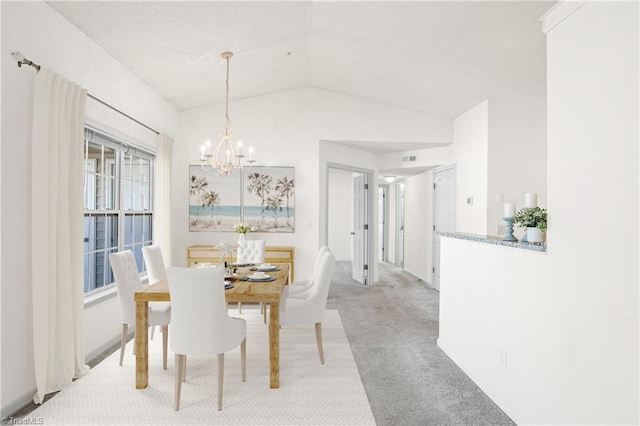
[241,271,277,282]
[250,263,281,272]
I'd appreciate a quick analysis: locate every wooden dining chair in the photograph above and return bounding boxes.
[167,266,247,411]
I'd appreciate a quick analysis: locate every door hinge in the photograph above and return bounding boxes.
[364,224,369,230]
[363,264,369,270]
[364,183,369,190]
[433,267,435,273]
[433,183,436,189]
[433,225,436,231]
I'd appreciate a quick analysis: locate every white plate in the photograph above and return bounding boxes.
[247,275,271,281]
[256,266,277,271]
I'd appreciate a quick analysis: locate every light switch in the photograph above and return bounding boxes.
[304,220,312,230]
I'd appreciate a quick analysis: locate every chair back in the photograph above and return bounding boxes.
[109,251,145,325]
[309,246,330,284]
[237,240,265,264]
[282,251,336,325]
[167,267,246,356]
[306,251,336,309]
[142,245,167,284]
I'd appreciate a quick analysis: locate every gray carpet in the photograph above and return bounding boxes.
[327,261,515,426]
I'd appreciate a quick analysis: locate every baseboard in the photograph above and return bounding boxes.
[85,331,132,363]
[437,338,530,426]
[1,388,36,418]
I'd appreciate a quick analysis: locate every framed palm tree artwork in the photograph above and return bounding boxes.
[189,165,241,231]
[244,166,295,232]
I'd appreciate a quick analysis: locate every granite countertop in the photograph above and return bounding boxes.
[438,232,547,253]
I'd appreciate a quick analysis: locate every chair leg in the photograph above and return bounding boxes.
[119,324,128,366]
[315,322,325,365]
[174,354,185,411]
[238,302,242,314]
[162,325,169,370]
[150,325,155,340]
[182,356,187,382]
[262,303,267,324]
[241,338,246,382]
[217,353,224,411]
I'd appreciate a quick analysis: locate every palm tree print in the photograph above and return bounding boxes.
[266,195,283,228]
[189,176,209,219]
[201,190,220,223]
[247,172,273,222]
[275,176,294,222]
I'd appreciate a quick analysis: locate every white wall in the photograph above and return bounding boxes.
[451,100,489,235]
[439,2,639,424]
[176,87,446,284]
[327,169,353,261]
[544,1,638,422]
[1,1,179,416]
[403,171,434,282]
[487,97,547,238]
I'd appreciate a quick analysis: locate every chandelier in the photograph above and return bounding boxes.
[200,51,255,174]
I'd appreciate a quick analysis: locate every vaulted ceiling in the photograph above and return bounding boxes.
[47,1,552,119]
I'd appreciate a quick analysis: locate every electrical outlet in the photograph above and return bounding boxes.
[466,196,473,205]
[497,225,507,235]
[499,351,508,371]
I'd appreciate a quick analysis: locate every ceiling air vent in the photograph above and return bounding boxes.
[401,155,417,162]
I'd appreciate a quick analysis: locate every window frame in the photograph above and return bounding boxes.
[83,126,155,297]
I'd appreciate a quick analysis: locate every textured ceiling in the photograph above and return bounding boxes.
[47,1,552,118]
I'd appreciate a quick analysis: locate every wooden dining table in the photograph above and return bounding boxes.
[134,263,289,390]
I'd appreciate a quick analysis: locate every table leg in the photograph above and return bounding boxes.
[269,301,280,389]
[136,300,149,389]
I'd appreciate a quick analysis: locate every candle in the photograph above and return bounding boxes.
[237,140,243,155]
[200,145,205,159]
[504,203,516,218]
[524,193,537,208]
[249,146,254,161]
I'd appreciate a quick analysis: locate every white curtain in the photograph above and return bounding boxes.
[154,134,173,262]
[31,69,90,404]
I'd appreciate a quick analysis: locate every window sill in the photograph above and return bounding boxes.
[84,286,117,308]
[83,274,149,309]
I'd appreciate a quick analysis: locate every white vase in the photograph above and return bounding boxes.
[526,227,545,243]
[237,233,245,245]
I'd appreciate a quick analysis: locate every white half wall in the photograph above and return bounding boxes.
[1,1,179,415]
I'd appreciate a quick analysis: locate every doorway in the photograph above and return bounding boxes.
[432,166,456,290]
[326,163,375,285]
[395,181,405,269]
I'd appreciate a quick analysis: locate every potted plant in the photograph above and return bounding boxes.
[234,222,251,244]
[514,207,547,243]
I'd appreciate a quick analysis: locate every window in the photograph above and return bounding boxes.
[83,128,154,295]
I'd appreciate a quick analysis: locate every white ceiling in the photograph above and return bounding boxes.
[46,0,551,177]
[47,0,552,119]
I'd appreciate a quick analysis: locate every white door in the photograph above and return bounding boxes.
[352,174,367,284]
[432,167,456,290]
[396,182,405,268]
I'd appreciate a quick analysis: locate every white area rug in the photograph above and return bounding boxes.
[29,309,375,425]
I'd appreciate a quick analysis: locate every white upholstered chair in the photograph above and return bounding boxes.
[142,245,167,284]
[280,250,336,364]
[236,239,265,264]
[167,266,247,411]
[287,246,330,299]
[142,245,168,340]
[109,250,171,369]
[236,240,265,313]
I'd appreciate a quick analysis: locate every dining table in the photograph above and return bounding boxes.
[134,263,289,390]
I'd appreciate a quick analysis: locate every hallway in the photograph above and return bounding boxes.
[327,261,513,425]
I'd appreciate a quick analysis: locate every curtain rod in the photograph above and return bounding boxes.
[10,50,160,136]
